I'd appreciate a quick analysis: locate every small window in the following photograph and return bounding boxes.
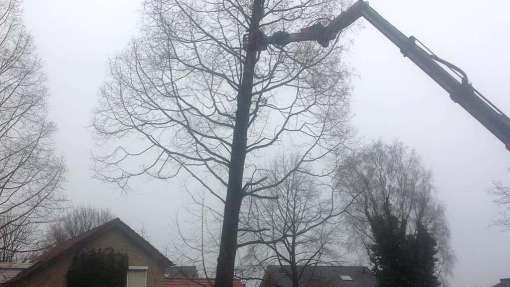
[127,266,148,287]
[340,275,353,281]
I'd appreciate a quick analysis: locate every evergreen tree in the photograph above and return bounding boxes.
[67,248,128,287]
[368,204,441,287]
[413,223,441,287]
[368,208,413,287]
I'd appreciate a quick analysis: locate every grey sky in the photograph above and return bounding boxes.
[23,0,509,286]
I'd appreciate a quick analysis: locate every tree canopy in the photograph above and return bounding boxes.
[94,0,352,286]
[336,141,453,284]
[45,207,114,245]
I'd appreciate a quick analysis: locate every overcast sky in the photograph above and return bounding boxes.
[23,0,509,286]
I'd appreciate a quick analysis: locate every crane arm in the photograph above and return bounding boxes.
[260,0,510,150]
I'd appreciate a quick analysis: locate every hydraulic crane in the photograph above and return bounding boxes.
[245,0,510,151]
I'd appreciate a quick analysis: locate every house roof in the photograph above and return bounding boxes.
[493,278,510,287]
[7,218,173,285]
[164,278,245,287]
[0,263,32,284]
[166,266,199,278]
[261,265,376,287]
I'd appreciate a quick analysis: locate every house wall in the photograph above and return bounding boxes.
[13,228,167,287]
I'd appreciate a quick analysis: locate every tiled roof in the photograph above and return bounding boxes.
[261,265,376,287]
[164,278,245,287]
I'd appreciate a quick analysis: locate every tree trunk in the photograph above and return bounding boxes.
[213,1,264,287]
[292,269,299,287]
[291,233,299,287]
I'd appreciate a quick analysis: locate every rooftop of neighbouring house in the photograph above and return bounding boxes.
[164,277,245,287]
[0,263,32,285]
[493,278,510,287]
[165,266,199,278]
[4,218,173,286]
[260,265,376,287]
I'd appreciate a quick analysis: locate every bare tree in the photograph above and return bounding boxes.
[45,207,114,245]
[0,0,65,262]
[94,0,352,286]
[335,141,454,284]
[0,213,36,262]
[238,156,352,287]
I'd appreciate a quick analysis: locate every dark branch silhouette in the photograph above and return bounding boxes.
[0,0,65,262]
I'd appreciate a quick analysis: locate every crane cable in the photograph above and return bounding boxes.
[413,37,509,118]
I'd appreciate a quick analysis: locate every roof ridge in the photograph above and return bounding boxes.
[7,217,172,286]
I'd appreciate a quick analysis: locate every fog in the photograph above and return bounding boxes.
[23,0,509,286]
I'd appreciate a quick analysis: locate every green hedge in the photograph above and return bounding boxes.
[67,248,128,287]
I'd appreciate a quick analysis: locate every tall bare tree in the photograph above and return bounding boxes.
[0,0,65,262]
[44,207,114,245]
[94,0,351,286]
[238,157,352,287]
[335,141,454,284]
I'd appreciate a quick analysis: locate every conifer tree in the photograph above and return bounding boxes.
[413,223,441,287]
[368,203,441,287]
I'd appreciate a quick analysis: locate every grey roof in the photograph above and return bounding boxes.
[261,265,376,287]
[493,278,510,287]
[165,266,199,278]
[0,263,31,284]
